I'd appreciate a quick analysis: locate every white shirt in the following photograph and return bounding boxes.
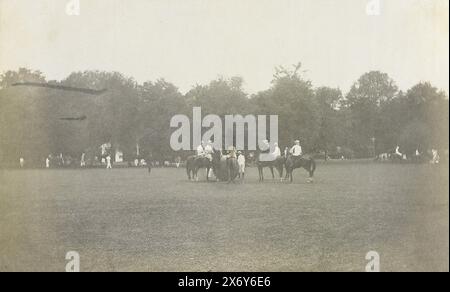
[290,145,302,156]
[204,144,213,154]
[197,145,205,156]
[273,146,281,157]
[237,154,246,164]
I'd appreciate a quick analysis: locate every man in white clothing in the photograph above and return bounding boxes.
[237,151,246,179]
[197,141,205,157]
[204,140,214,161]
[106,155,112,169]
[272,142,281,160]
[290,140,303,157]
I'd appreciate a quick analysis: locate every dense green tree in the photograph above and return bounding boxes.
[344,71,399,157]
[0,68,46,89]
[252,64,320,151]
[314,87,343,158]
[137,79,187,160]
[0,67,448,167]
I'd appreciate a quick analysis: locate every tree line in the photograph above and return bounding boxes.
[0,65,448,166]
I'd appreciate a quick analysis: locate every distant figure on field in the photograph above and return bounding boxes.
[395,145,402,158]
[106,155,112,169]
[290,140,303,162]
[237,151,246,179]
[431,149,440,164]
[19,157,25,168]
[80,153,86,167]
[46,156,50,168]
[197,141,205,157]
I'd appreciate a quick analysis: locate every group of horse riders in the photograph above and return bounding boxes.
[192,139,309,181]
[195,139,305,162]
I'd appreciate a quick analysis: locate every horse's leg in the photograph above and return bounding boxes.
[308,163,315,183]
[186,166,191,180]
[270,166,274,180]
[278,164,284,181]
[206,166,210,182]
[194,167,199,181]
[227,166,232,183]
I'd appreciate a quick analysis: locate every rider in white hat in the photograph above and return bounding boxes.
[197,141,205,157]
[290,139,303,158]
[204,140,214,161]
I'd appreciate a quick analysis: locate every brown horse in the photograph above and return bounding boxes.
[284,154,316,183]
[256,153,285,182]
[186,155,213,181]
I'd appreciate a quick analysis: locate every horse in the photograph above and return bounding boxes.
[284,154,316,183]
[256,152,285,182]
[207,150,241,182]
[186,155,213,181]
[226,155,239,183]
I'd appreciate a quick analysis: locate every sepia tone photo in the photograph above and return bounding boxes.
[0,0,448,273]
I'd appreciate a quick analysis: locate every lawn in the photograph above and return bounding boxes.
[0,161,448,271]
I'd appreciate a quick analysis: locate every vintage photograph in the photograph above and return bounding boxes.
[0,0,448,273]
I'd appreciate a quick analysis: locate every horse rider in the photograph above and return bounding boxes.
[204,140,214,161]
[395,145,403,159]
[284,146,289,157]
[197,141,206,157]
[290,139,303,162]
[272,142,281,160]
[258,139,271,161]
[224,145,237,159]
[261,140,270,154]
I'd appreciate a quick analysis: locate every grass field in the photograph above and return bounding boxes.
[0,161,448,272]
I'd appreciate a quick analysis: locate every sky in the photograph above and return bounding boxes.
[0,0,448,95]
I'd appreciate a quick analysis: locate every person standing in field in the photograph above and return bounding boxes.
[19,157,25,168]
[237,151,246,179]
[204,140,215,178]
[106,155,112,169]
[80,153,86,167]
[46,156,50,168]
